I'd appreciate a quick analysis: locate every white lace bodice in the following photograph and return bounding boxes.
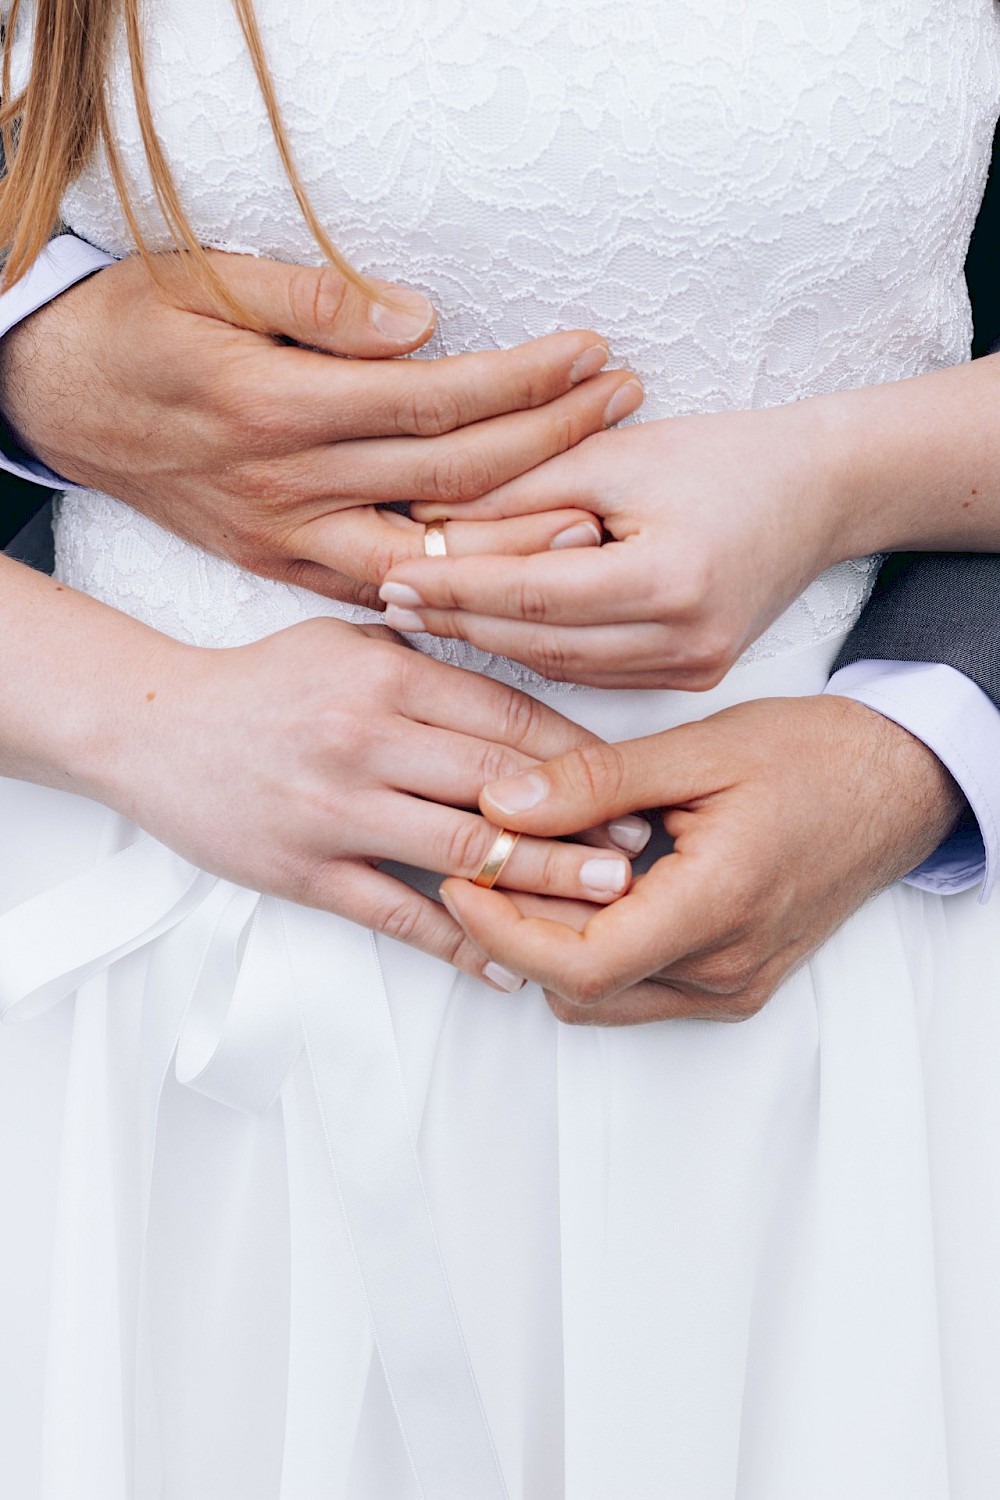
[28,0,1000,683]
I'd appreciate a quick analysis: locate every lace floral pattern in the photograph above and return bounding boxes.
[21,0,1000,679]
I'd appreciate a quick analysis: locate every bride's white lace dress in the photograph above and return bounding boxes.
[3,1,1000,1495]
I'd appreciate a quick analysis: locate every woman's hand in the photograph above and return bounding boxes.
[379,401,843,687]
[0,249,641,607]
[29,593,639,991]
[435,695,964,1019]
[381,351,1000,687]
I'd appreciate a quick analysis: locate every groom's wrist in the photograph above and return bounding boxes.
[826,659,999,898]
[0,235,114,488]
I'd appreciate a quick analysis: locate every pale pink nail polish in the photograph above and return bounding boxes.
[483,962,524,993]
[550,522,602,550]
[607,817,652,854]
[380,581,425,606]
[384,605,426,632]
[580,857,629,895]
[568,343,609,384]
[603,379,644,426]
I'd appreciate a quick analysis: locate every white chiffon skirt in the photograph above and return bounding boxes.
[2,632,1000,1500]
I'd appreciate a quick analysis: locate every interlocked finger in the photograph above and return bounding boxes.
[284,329,618,443]
[362,795,632,904]
[308,860,522,991]
[292,505,602,586]
[382,544,655,626]
[438,852,724,1003]
[380,605,674,681]
[309,370,641,504]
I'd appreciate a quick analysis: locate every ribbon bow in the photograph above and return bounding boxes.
[0,833,509,1498]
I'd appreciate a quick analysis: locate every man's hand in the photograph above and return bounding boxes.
[437,695,966,1022]
[0,251,639,607]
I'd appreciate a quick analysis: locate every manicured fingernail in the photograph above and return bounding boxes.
[483,961,525,993]
[380,581,425,607]
[383,605,426,632]
[580,857,629,895]
[370,288,435,341]
[607,816,652,854]
[568,343,609,384]
[484,772,548,814]
[550,521,602,550]
[603,379,644,426]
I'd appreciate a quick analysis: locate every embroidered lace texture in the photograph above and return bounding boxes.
[25,0,1000,680]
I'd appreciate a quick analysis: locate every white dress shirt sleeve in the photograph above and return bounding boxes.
[827,659,1000,900]
[0,234,115,488]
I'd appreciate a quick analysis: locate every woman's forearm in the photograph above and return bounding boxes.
[817,353,1000,558]
[0,552,174,798]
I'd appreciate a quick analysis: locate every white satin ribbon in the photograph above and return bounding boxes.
[0,834,509,1499]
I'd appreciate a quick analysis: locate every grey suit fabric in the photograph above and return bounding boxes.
[832,551,1000,711]
[2,492,54,570]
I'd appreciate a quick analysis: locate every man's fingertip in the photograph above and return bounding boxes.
[482,771,549,817]
[369,286,435,343]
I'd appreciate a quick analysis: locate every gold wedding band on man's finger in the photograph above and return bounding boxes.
[423,521,448,556]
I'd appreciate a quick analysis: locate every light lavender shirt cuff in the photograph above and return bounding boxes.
[0,234,115,489]
[827,659,999,900]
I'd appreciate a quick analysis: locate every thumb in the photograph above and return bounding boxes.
[170,250,436,356]
[479,725,732,835]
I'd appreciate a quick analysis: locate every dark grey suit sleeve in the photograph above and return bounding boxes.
[832,552,1000,711]
[1,479,51,551]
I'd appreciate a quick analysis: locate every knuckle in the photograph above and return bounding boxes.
[526,632,572,681]
[445,819,493,878]
[549,411,577,454]
[213,378,270,450]
[560,968,612,1008]
[290,264,350,338]
[425,445,495,505]
[283,852,350,913]
[509,579,551,625]
[358,644,403,701]
[546,994,590,1026]
[285,860,329,910]
[559,743,629,807]
[690,629,738,684]
[371,894,427,948]
[318,706,373,764]
[400,382,464,439]
[478,741,519,788]
[653,557,712,619]
[704,950,760,996]
[495,688,542,751]
[448,933,485,971]
[716,988,767,1023]
[687,662,730,693]
[537,841,569,893]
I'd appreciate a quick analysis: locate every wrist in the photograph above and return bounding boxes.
[62,629,191,815]
[826,694,965,871]
[0,556,189,807]
[797,386,884,565]
[798,358,1000,559]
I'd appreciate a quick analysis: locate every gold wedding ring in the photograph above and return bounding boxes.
[423,521,448,556]
[472,828,521,889]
